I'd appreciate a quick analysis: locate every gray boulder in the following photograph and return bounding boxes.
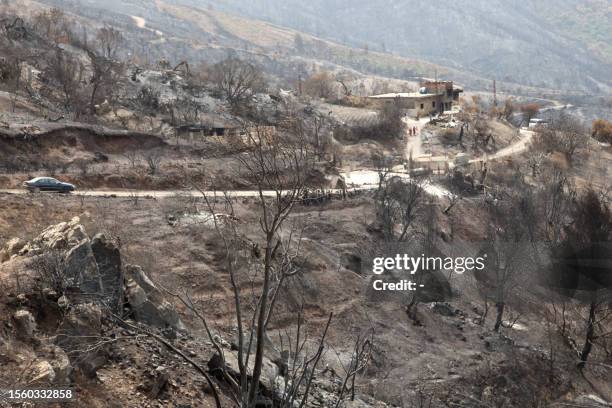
[0,237,26,262]
[29,360,55,384]
[20,216,85,255]
[91,233,123,312]
[56,303,107,377]
[208,350,280,394]
[125,265,185,331]
[49,346,73,385]
[64,239,103,294]
[38,345,73,385]
[13,309,37,339]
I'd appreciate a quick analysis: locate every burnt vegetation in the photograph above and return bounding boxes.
[0,2,610,408]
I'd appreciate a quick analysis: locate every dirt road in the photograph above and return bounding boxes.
[0,189,267,198]
[340,125,535,194]
[0,187,359,199]
[403,116,430,160]
[0,125,534,201]
[469,127,534,164]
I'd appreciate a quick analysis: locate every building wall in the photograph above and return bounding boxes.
[368,81,462,118]
[372,95,441,117]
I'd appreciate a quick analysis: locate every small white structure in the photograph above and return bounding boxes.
[528,118,549,129]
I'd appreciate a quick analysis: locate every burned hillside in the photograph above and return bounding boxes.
[0,0,611,407]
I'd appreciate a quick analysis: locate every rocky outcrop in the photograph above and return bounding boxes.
[91,233,123,312]
[64,239,103,294]
[46,346,73,385]
[18,216,87,254]
[29,360,56,383]
[56,302,106,378]
[23,352,73,386]
[125,265,185,331]
[207,349,395,408]
[13,309,37,340]
[1,218,185,379]
[3,218,183,330]
[0,237,26,262]
[208,350,281,406]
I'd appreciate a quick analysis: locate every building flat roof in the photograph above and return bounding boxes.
[368,92,437,99]
[368,86,463,99]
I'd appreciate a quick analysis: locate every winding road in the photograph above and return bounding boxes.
[339,122,536,195]
[0,189,342,198]
[0,125,535,200]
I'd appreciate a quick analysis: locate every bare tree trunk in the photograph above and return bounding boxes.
[247,239,273,406]
[480,296,489,325]
[578,300,597,369]
[493,302,505,332]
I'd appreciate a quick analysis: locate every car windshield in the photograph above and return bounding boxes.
[31,178,58,184]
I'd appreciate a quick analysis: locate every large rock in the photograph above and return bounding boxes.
[29,360,55,384]
[56,303,107,377]
[47,346,73,385]
[20,216,85,255]
[12,218,105,299]
[13,309,37,339]
[91,233,122,312]
[64,239,103,294]
[0,237,26,262]
[26,349,72,386]
[208,351,280,395]
[124,265,185,331]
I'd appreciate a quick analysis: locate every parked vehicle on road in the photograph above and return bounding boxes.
[23,177,75,193]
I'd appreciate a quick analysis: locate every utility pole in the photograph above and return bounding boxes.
[493,79,497,107]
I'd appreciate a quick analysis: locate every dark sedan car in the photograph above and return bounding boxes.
[23,177,75,193]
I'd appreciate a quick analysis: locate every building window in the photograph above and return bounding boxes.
[432,101,436,108]
[420,103,424,109]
